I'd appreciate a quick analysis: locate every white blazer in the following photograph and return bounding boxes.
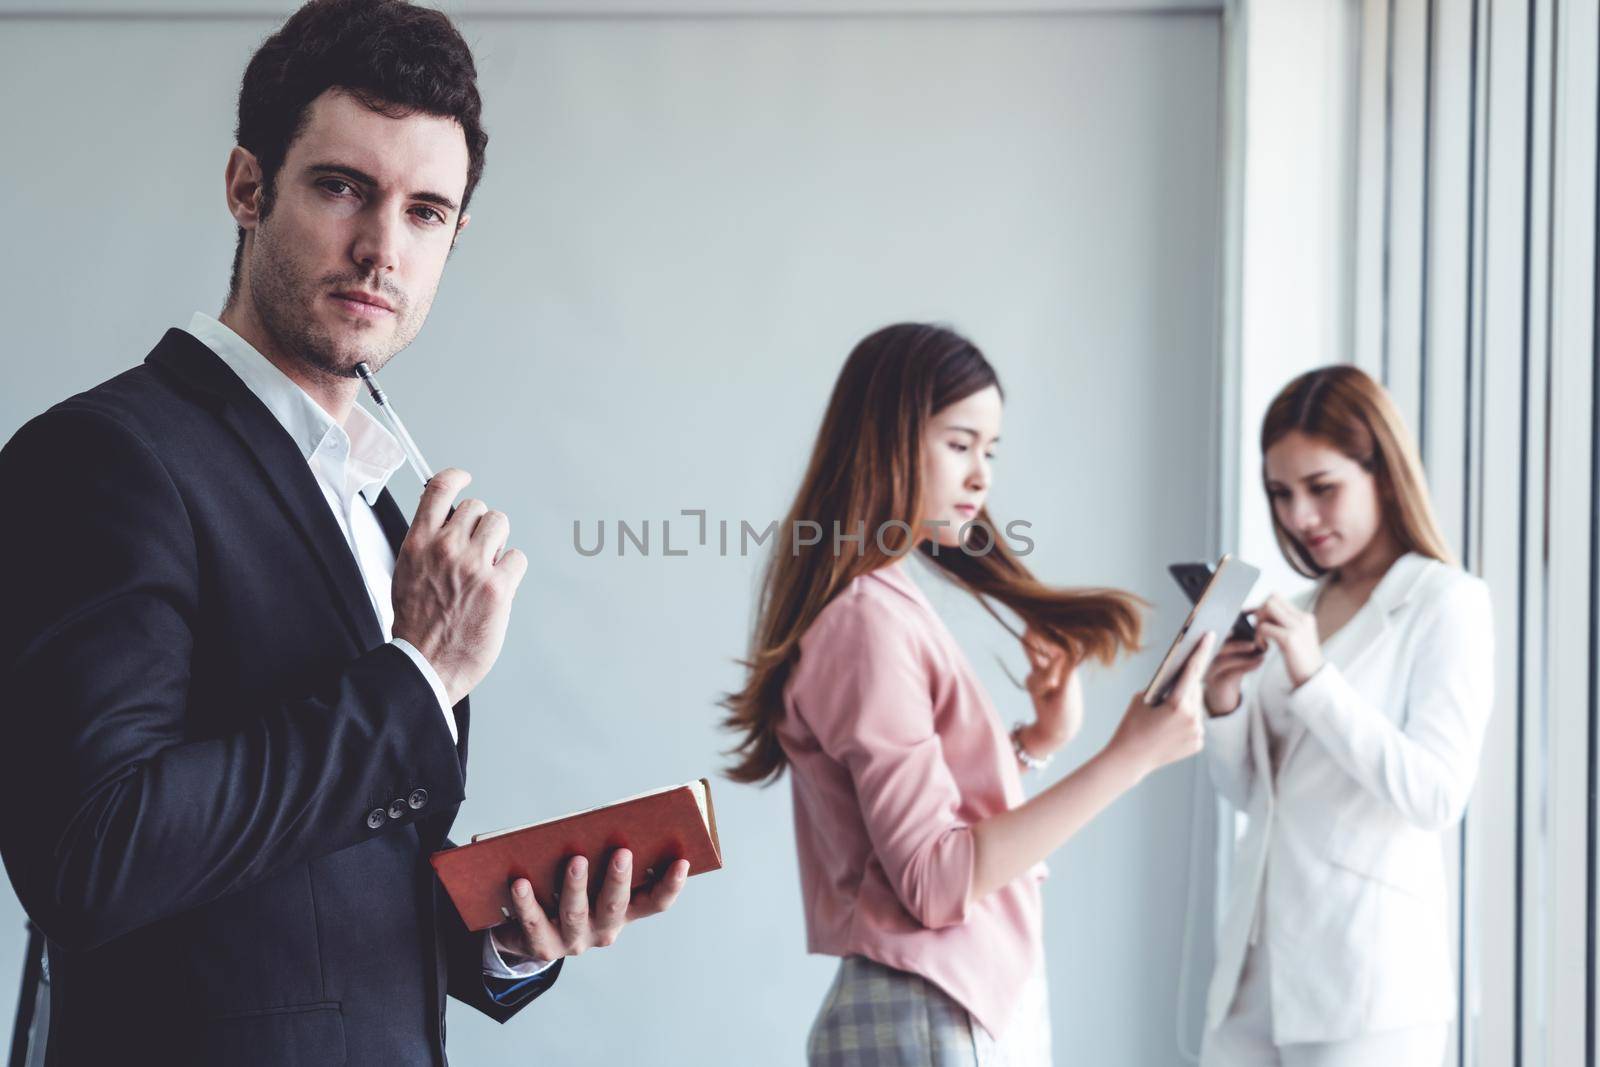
[1202,552,1494,1044]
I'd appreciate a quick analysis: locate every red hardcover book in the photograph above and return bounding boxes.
[430,778,722,932]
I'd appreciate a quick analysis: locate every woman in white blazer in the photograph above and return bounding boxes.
[1198,366,1494,1067]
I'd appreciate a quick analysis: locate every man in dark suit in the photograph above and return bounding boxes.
[0,1,687,1063]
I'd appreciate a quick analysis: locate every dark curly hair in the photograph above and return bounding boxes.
[227,0,489,302]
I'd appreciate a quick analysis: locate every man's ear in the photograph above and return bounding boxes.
[448,212,470,257]
[224,146,266,231]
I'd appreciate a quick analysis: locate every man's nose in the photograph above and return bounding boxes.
[351,202,403,276]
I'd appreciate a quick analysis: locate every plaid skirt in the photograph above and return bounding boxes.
[806,955,1052,1067]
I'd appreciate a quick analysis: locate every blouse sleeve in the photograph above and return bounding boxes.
[789,591,975,929]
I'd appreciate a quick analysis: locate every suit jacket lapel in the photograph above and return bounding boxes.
[146,329,385,652]
[1309,552,1431,681]
[371,485,411,551]
[371,487,471,772]
[1275,605,1390,775]
[1277,553,1429,773]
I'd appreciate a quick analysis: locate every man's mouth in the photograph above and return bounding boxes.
[329,292,395,318]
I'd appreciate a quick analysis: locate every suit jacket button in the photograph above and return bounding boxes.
[366,808,386,829]
[388,799,408,820]
[409,788,429,810]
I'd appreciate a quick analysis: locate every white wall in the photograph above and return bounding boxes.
[0,4,1226,1063]
[1228,0,1359,597]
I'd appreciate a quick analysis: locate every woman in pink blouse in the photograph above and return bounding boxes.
[722,324,1214,1066]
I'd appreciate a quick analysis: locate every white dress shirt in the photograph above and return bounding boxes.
[185,312,549,981]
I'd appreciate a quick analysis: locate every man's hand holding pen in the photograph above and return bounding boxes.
[391,467,527,706]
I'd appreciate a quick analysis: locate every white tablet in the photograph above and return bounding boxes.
[1142,554,1261,705]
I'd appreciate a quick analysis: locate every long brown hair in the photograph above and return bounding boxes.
[1260,364,1456,577]
[721,323,1144,785]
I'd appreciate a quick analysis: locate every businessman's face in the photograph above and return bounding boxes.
[237,88,472,380]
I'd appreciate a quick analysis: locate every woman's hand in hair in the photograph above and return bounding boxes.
[1202,637,1268,717]
[1106,632,1213,780]
[1021,627,1083,753]
[1254,594,1325,688]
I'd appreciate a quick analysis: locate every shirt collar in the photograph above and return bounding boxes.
[868,557,934,611]
[185,311,405,506]
[1364,550,1433,613]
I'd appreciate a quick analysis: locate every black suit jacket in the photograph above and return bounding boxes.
[0,328,558,1065]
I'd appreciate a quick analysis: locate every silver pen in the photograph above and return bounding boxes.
[354,361,435,485]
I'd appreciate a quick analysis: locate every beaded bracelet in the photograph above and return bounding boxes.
[1010,722,1054,771]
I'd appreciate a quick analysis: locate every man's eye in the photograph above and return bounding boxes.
[414,206,445,224]
[321,179,355,196]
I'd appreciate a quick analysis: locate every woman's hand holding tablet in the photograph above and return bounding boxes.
[1144,555,1261,706]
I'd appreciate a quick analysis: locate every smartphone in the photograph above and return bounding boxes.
[1144,555,1262,705]
[1168,561,1257,643]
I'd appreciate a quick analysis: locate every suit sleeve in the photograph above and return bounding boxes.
[1286,577,1495,831]
[1202,688,1256,810]
[0,406,468,952]
[790,593,975,929]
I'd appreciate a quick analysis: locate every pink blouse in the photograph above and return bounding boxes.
[777,561,1047,1039]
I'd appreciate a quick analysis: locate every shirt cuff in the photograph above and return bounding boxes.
[1285,660,1337,711]
[482,927,557,979]
[391,638,458,745]
[1203,699,1252,740]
